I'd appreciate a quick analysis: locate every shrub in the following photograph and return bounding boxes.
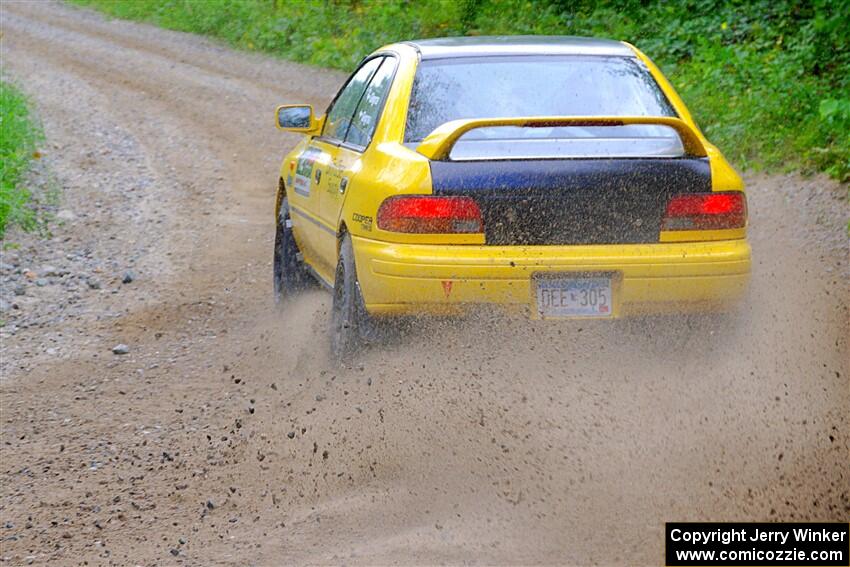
[0,79,44,238]
[69,0,850,180]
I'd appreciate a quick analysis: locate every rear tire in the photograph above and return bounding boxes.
[330,233,379,362]
[273,197,308,303]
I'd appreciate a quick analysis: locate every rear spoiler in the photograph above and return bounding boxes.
[415,116,707,160]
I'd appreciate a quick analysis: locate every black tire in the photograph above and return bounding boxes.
[330,233,377,362]
[273,197,308,303]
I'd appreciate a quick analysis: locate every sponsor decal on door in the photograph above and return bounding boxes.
[293,146,322,197]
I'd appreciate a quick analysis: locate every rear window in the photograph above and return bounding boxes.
[405,55,683,159]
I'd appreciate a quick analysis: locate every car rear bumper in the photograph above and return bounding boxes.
[352,235,751,317]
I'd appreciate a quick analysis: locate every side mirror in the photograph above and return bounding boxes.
[276,104,318,133]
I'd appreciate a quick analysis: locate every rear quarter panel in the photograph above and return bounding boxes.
[625,42,745,193]
[339,45,485,246]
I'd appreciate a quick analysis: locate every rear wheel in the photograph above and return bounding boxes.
[273,197,308,303]
[330,233,381,362]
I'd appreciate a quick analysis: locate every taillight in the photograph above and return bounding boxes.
[662,192,747,231]
[377,196,483,233]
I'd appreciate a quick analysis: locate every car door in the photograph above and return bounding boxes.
[302,56,385,279]
[319,55,398,245]
[285,142,326,273]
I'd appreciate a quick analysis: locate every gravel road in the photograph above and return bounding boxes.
[1,2,848,565]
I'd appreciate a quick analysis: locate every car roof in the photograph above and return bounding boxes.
[401,36,634,59]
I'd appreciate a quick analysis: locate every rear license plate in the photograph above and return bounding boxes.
[534,275,613,318]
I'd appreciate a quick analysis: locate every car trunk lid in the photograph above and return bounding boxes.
[429,157,712,245]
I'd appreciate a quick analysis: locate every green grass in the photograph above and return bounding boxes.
[69,0,850,181]
[1,78,44,238]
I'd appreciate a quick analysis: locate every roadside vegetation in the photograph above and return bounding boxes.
[70,0,850,181]
[0,78,45,238]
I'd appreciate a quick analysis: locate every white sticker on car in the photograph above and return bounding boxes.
[293,147,322,197]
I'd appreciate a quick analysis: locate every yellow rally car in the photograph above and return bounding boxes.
[273,36,751,358]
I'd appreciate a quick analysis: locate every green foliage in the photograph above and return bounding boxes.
[0,78,44,238]
[70,0,849,180]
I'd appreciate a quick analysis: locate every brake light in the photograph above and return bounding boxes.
[377,196,483,233]
[662,192,746,231]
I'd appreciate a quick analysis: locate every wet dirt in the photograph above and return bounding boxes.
[1,2,848,565]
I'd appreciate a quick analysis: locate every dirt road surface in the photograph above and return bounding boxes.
[1,2,848,565]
